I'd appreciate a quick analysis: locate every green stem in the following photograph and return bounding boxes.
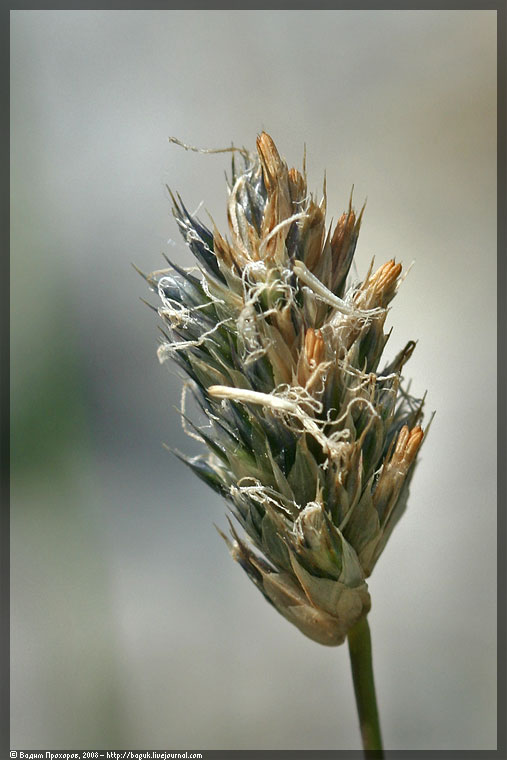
[347,615,384,757]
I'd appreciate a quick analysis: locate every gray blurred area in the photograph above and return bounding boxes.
[10,10,496,750]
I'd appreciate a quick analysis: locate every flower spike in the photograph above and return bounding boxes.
[144,133,428,648]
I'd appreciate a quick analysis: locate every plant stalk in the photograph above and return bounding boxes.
[347,615,384,756]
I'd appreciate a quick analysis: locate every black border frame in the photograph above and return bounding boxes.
[3,5,505,758]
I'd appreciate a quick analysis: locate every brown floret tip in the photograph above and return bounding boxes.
[304,328,325,366]
[393,425,424,467]
[371,260,402,295]
[256,132,283,192]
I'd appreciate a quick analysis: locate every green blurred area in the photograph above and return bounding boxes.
[11,332,84,475]
[10,237,125,744]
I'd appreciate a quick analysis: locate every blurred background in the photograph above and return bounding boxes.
[10,10,496,751]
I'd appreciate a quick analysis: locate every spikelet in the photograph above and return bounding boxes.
[144,133,428,646]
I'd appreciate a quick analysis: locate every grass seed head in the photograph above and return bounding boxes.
[145,132,429,646]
